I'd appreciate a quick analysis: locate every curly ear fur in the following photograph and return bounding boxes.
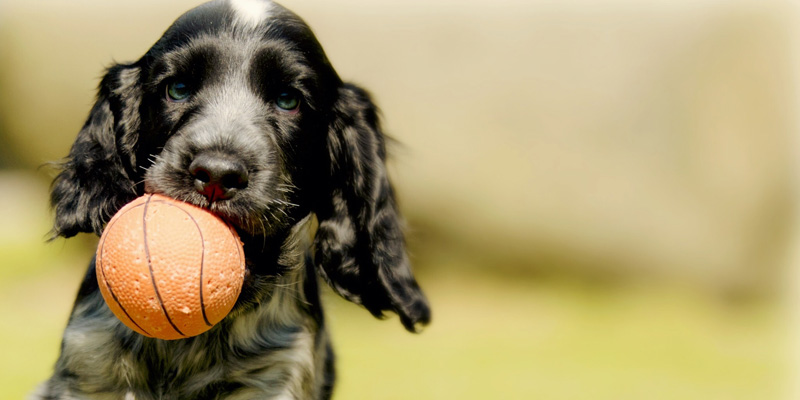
[314,83,431,332]
[50,64,142,238]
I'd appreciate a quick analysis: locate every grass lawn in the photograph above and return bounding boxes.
[0,253,788,399]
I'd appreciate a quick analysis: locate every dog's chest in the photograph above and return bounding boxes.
[118,323,317,399]
[57,289,321,400]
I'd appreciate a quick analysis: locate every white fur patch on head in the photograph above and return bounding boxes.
[229,0,273,28]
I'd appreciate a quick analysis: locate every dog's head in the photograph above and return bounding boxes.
[50,0,429,332]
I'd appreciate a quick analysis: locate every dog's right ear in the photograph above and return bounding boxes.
[50,64,142,238]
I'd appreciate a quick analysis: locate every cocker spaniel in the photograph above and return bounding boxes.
[35,1,430,398]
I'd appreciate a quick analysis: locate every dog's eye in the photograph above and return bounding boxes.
[166,81,191,102]
[275,91,300,111]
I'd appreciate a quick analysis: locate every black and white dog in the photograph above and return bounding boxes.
[36,1,430,398]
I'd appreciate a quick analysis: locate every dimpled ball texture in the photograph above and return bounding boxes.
[96,194,245,340]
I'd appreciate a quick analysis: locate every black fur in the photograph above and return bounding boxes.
[38,1,429,399]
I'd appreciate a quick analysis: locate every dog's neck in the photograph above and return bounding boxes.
[229,214,322,343]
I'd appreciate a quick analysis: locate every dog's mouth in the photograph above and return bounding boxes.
[143,163,295,237]
[145,188,290,235]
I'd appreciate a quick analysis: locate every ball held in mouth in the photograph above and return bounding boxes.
[95,193,245,340]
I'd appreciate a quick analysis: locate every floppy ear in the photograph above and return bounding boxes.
[313,83,431,332]
[50,64,142,238]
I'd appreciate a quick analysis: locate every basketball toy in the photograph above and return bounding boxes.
[96,194,245,340]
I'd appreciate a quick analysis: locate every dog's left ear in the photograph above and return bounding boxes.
[50,64,142,238]
[313,83,431,332]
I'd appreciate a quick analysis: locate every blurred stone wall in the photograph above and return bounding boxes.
[0,0,795,293]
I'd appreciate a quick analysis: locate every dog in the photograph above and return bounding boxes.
[35,1,430,398]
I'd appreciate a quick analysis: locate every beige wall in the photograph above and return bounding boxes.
[0,0,796,292]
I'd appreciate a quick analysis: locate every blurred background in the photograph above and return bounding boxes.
[0,0,798,398]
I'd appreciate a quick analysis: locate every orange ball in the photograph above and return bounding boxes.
[96,194,245,340]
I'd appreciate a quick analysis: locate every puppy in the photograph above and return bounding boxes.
[36,1,429,398]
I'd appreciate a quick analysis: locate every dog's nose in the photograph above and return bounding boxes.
[189,153,249,202]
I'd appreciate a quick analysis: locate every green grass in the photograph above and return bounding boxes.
[328,270,787,399]
[0,253,788,399]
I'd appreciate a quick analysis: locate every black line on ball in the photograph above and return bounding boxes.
[143,194,186,337]
[98,202,152,337]
[159,201,213,327]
